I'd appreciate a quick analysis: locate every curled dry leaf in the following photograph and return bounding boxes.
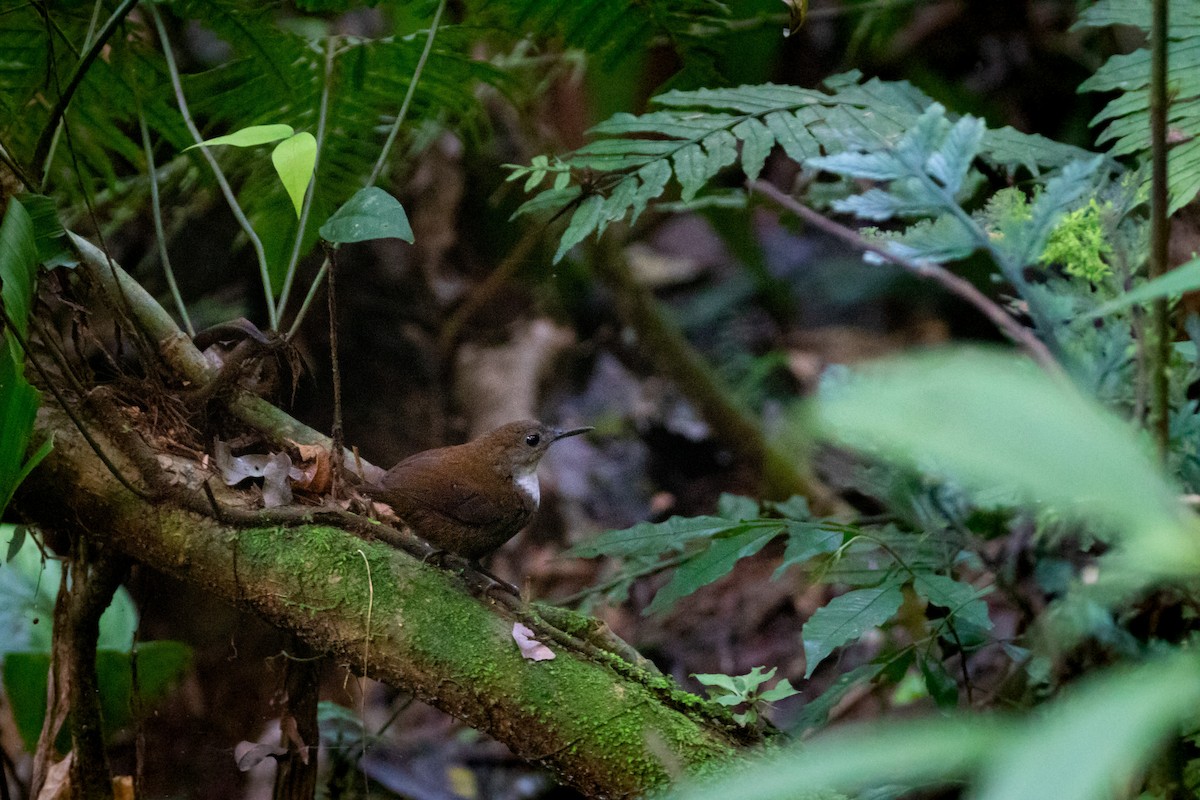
[214,440,302,508]
[290,441,332,494]
[233,740,288,772]
[512,622,555,661]
[261,453,294,508]
[36,753,71,800]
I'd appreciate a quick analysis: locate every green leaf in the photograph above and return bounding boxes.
[319,187,414,244]
[4,525,26,563]
[802,579,905,678]
[270,132,317,218]
[716,493,760,520]
[0,355,40,515]
[791,661,885,734]
[646,526,781,615]
[693,672,741,695]
[975,653,1200,800]
[875,214,978,264]
[4,641,193,751]
[16,194,74,269]
[815,348,1189,551]
[732,118,774,182]
[919,654,959,709]
[913,573,993,632]
[667,715,1007,800]
[1090,254,1200,317]
[568,516,777,559]
[773,524,843,579]
[184,123,295,150]
[926,116,985,195]
[0,198,38,343]
[553,195,605,263]
[759,678,800,703]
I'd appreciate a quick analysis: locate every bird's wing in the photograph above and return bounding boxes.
[378,452,512,527]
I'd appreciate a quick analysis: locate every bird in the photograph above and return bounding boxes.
[361,420,592,562]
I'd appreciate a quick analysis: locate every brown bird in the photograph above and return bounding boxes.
[362,420,592,562]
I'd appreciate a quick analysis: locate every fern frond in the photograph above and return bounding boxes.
[0,4,189,198]
[1076,0,1200,212]
[476,0,731,82]
[514,72,1095,262]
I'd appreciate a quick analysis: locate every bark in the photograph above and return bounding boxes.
[17,403,749,799]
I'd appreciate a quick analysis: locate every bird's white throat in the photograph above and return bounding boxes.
[514,469,540,507]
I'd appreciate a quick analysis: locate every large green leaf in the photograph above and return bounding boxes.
[0,198,38,344]
[912,573,992,633]
[0,198,45,516]
[802,578,905,678]
[668,716,1006,800]
[0,541,137,655]
[271,132,318,218]
[645,526,783,615]
[319,187,414,244]
[184,123,295,150]
[4,641,193,752]
[975,653,1200,800]
[815,348,1189,551]
[670,655,1200,800]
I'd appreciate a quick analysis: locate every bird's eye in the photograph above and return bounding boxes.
[525,433,541,447]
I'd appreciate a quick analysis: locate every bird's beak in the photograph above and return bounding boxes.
[552,426,593,442]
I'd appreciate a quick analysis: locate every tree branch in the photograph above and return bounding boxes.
[18,403,751,798]
[748,179,1063,376]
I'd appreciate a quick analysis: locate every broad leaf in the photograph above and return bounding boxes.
[913,573,993,632]
[319,187,414,244]
[802,578,905,678]
[791,661,885,734]
[975,653,1200,800]
[271,132,318,217]
[5,641,193,751]
[816,348,1188,553]
[773,524,843,579]
[0,198,38,343]
[0,199,44,516]
[668,715,1007,800]
[185,123,295,150]
[646,526,782,615]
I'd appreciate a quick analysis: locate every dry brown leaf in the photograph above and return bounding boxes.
[512,623,555,662]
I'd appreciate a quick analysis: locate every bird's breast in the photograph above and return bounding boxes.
[513,471,540,508]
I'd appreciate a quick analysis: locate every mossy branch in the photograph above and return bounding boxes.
[18,402,749,798]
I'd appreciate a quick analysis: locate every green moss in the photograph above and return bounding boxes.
[1040,199,1113,282]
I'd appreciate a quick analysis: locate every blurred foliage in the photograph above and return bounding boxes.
[0,527,193,753]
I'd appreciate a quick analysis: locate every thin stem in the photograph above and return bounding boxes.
[366,0,447,187]
[278,35,337,324]
[137,108,195,337]
[286,257,330,339]
[0,137,35,191]
[749,179,1063,375]
[911,167,1065,359]
[1148,0,1171,459]
[33,0,138,186]
[150,5,278,330]
[326,246,345,499]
